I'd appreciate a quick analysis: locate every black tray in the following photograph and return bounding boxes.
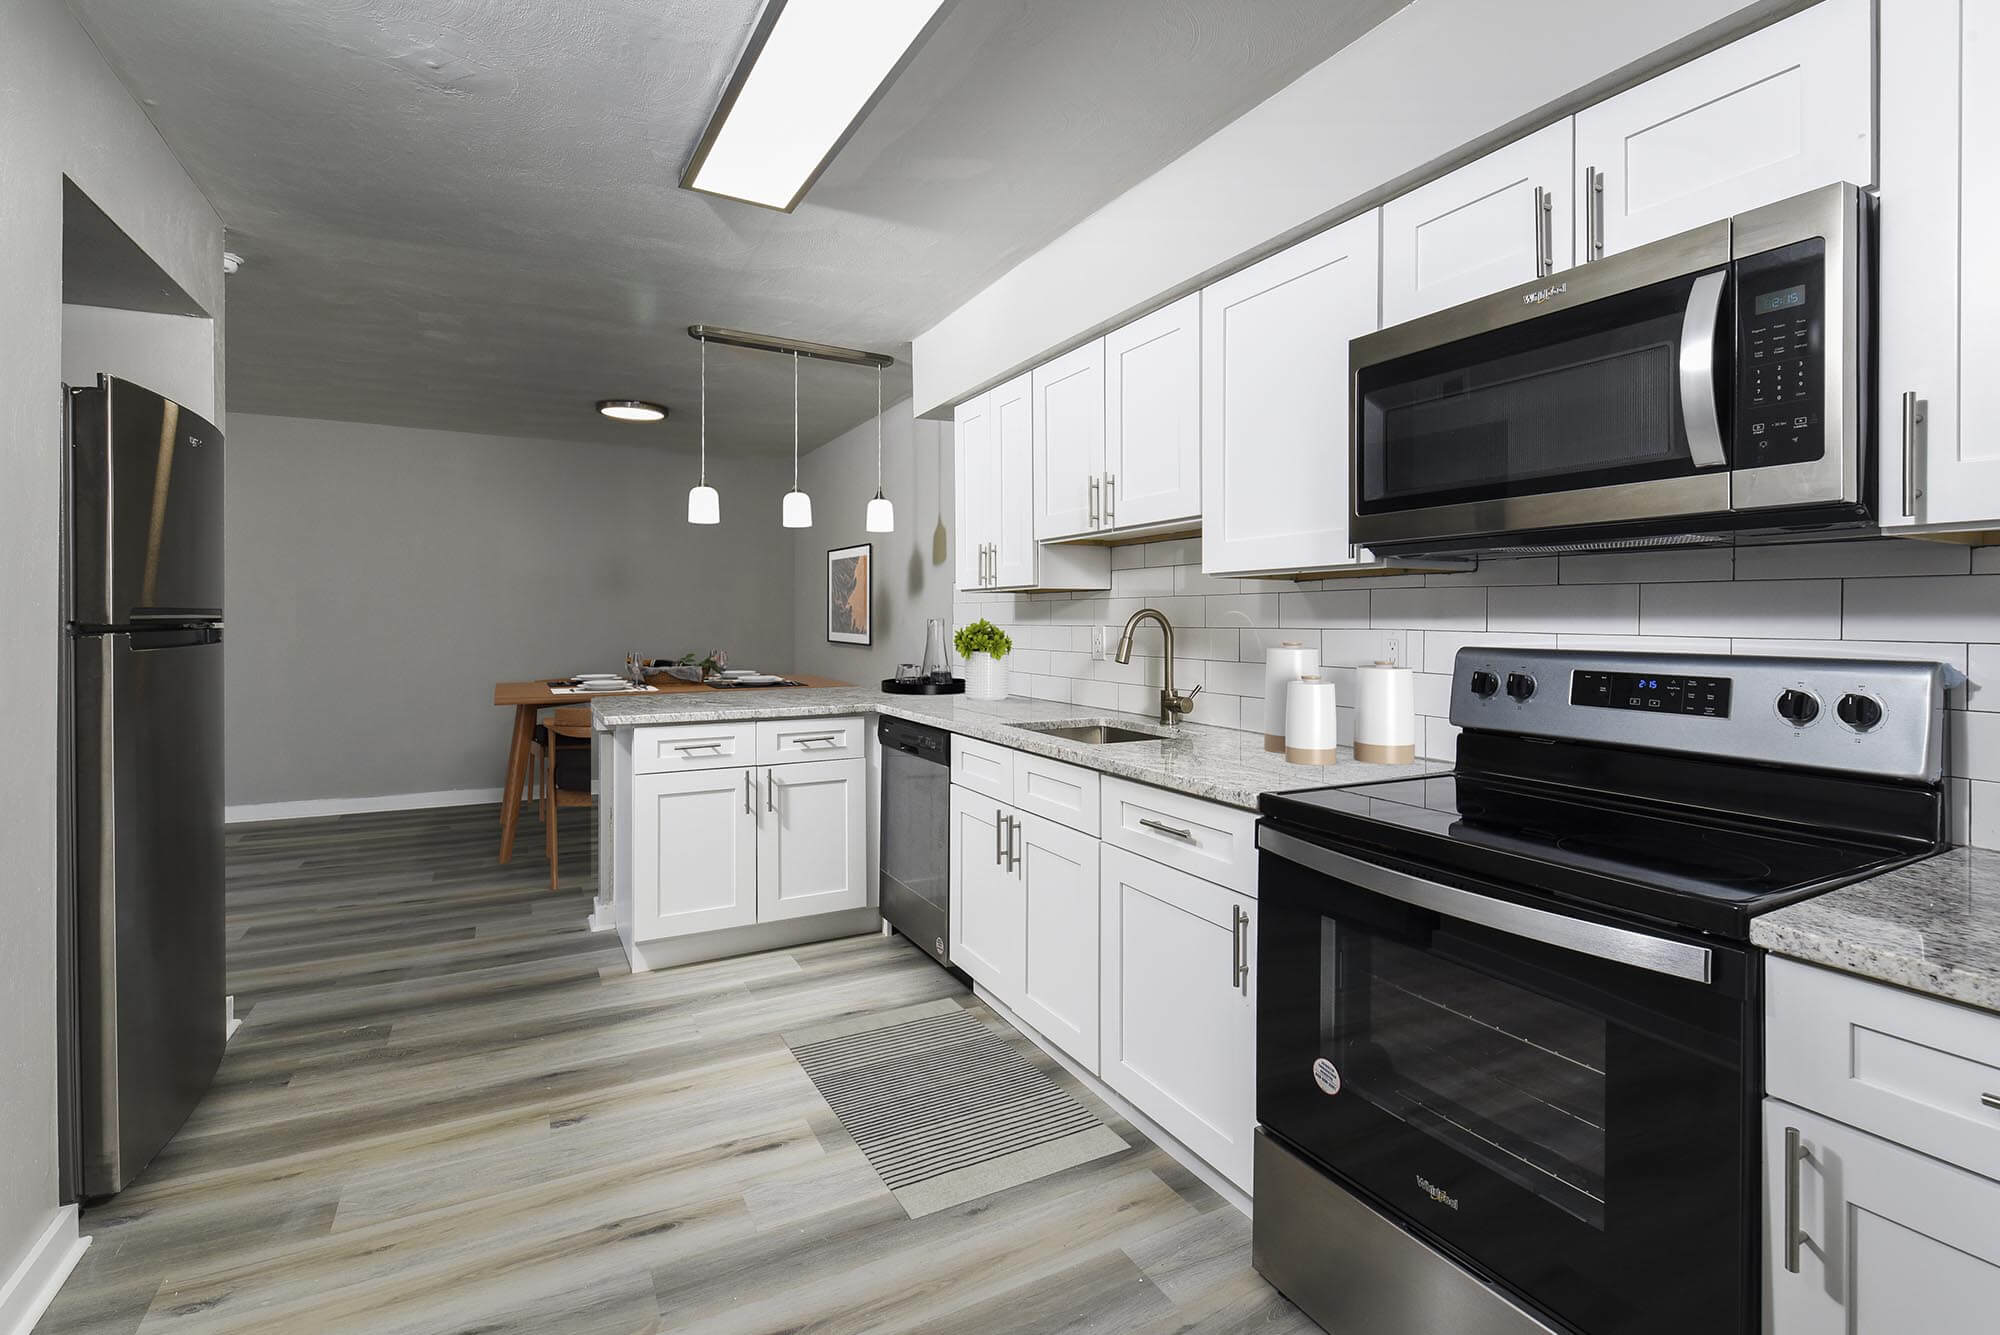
[881,677,964,695]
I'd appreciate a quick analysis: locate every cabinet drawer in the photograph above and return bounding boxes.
[1013,752,1100,836]
[756,715,864,766]
[1100,777,1258,896]
[1768,957,2000,1184]
[952,735,1015,803]
[631,722,757,774]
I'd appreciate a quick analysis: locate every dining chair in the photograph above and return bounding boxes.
[539,705,594,891]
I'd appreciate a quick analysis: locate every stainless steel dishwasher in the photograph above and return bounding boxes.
[878,716,952,968]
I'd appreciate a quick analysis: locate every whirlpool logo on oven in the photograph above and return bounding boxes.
[1416,1175,1460,1211]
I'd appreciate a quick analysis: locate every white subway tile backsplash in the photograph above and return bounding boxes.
[1204,659,1266,698]
[1950,710,2000,781]
[1554,633,1731,655]
[1143,537,1202,567]
[1423,629,1557,674]
[1193,692,1242,731]
[1844,575,2000,642]
[1639,580,1840,639]
[1111,544,1149,570]
[1111,565,1175,597]
[1561,547,1733,584]
[1970,645,2000,712]
[1323,628,1394,667]
[1371,587,1487,630]
[1241,627,1321,661]
[1425,716,1461,763]
[1414,672,1453,718]
[1277,590,1371,629]
[1489,584,1637,634]
[1174,566,1244,596]
[1203,594,1283,628]
[1426,557,1558,586]
[1070,678,1118,710]
[1735,538,1971,580]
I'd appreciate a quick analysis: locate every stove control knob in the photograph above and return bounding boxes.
[1505,672,1536,702]
[1775,688,1821,727]
[1469,670,1500,699]
[1837,692,1884,733]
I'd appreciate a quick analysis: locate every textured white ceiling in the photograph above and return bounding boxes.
[68,0,1408,453]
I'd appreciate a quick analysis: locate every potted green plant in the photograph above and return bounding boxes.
[953,619,1013,700]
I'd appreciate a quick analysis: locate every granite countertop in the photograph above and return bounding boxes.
[593,687,1440,809]
[1752,846,2000,1014]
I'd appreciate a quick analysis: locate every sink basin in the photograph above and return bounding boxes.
[1019,722,1169,745]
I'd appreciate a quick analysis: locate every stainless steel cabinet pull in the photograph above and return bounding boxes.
[766,774,777,814]
[1230,904,1249,993]
[1104,473,1116,527]
[995,808,1004,865]
[1783,1126,1810,1274]
[1088,474,1101,528]
[792,734,839,748]
[1004,815,1021,872]
[1533,185,1552,278]
[1902,391,1926,518]
[988,543,997,586]
[1139,816,1194,840]
[1982,1092,2000,1111]
[743,769,753,814]
[1583,166,1604,261]
[674,741,723,754]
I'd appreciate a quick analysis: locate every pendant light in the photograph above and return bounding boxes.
[865,364,894,533]
[781,350,813,527]
[687,335,720,524]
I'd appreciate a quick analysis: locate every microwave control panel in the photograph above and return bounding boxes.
[1734,239,1825,470]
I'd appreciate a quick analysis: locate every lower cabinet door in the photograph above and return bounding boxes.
[1099,844,1256,1189]
[630,767,758,939]
[949,785,1025,1004]
[757,758,867,923]
[1016,813,1101,1071]
[1766,1100,2000,1335]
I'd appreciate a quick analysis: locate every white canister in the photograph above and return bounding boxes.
[1263,641,1319,753]
[1284,676,1341,765]
[963,651,1009,701]
[1353,661,1417,764]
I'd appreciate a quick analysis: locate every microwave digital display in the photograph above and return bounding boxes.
[1753,284,1808,316]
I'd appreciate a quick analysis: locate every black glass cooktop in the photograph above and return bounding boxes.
[1261,770,1925,938]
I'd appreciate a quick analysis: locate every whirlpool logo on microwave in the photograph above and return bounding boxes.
[1416,1175,1460,1211]
[1522,281,1568,306]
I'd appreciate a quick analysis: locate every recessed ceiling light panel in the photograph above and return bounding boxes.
[597,399,667,422]
[683,0,951,212]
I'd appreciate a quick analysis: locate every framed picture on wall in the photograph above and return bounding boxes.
[826,543,872,646]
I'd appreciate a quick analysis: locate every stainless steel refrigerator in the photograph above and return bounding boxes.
[60,375,226,1200]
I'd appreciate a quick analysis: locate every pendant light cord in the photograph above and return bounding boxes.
[698,335,707,485]
[876,366,884,489]
[792,350,800,491]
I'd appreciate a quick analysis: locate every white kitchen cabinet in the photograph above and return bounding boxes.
[1573,0,1871,261]
[1033,341,1105,541]
[1875,0,2000,529]
[1765,1101,2000,1335]
[1382,120,1574,326]
[1015,813,1100,1071]
[1099,843,1256,1189]
[949,785,1025,1001]
[1103,293,1202,532]
[1200,209,1382,577]
[629,767,758,939]
[757,757,867,923]
[953,390,997,591]
[990,372,1040,588]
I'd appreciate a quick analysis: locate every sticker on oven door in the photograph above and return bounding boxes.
[1311,1058,1342,1096]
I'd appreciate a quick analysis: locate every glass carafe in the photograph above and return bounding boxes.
[922,618,953,683]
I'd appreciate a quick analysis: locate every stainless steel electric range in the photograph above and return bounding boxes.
[1252,649,1949,1335]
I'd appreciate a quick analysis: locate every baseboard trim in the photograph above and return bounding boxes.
[622,908,882,973]
[973,983,1253,1218]
[225,787,504,824]
[0,1205,88,1335]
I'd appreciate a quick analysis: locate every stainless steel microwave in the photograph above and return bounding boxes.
[1350,183,1871,557]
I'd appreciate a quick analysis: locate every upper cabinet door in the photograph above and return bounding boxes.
[1104,293,1202,532]
[1032,340,1106,541]
[1382,120,1574,327]
[990,372,1038,589]
[1879,0,2000,529]
[1200,209,1381,577]
[953,392,994,590]
[1574,0,1872,261]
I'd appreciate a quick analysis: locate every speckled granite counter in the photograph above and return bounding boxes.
[593,687,1440,809]
[1752,847,2000,1014]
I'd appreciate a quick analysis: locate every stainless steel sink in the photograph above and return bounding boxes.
[1018,722,1169,745]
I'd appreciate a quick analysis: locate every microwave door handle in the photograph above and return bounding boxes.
[1679,269,1729,471]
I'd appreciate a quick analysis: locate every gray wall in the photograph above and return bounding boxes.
[223,414,799,806]
[62,304,217,422]
[0,0,225,1287]
[789,399,956,684]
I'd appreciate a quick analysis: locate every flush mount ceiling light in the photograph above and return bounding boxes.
[597,399,667,422]
[681,0,953,212]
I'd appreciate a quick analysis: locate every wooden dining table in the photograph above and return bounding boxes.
[491,674,850,862]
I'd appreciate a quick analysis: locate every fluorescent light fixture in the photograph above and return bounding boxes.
[683,0,952,212]
[598,399,666,422]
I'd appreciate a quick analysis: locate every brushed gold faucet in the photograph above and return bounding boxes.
[1116,608,1201,725]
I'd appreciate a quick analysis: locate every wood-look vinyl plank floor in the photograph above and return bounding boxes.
[37,802,1304,1335]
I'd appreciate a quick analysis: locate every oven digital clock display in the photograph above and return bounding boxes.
[1570,670,1732,717]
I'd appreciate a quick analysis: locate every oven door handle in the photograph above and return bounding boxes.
[1257,827,1714,984]
[1678,268,1729,471]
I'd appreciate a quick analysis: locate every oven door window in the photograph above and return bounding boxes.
[1257,851,1755,1335]
[1354,268,1726,516]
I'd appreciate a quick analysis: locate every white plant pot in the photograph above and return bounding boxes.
[964,651,1009,701]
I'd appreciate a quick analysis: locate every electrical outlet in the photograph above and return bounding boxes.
[1090,625,1107,660]
[1383,632,1406,667]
